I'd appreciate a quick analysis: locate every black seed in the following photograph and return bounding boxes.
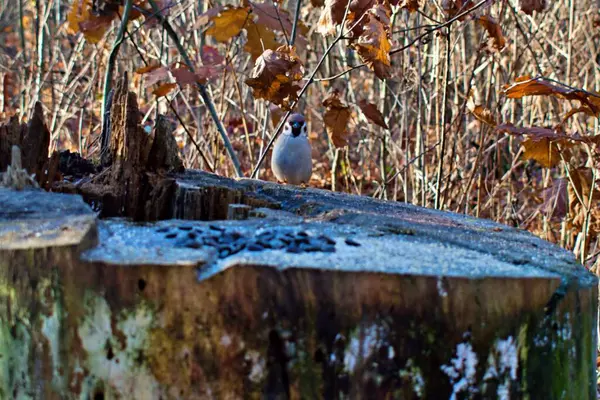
[184,241,202,249]
[270,239,286,249]
[322,245,336,253]
[231,231,243,240]
[178,225,193,231]
[295,237,310,245]
[209,224,225,231]
[165,233,178,239]
[318,235,336,245]
[187,232,198,239]
[257,240,272,249]
[219,249,231,258]
[345,238,361,247]
[286,244,302,253]
[297,231,309,237]
[248,243,264,251]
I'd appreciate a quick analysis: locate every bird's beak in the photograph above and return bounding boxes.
[291,122,302,137]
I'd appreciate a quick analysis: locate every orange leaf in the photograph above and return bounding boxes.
[206,6,250,42]
[521,137,561,168]
[396,0,420,12]
[477,15,506,51]
[153,83,177,97]
[245,45,305,110]
[357,99,388,129]
[466,94,497,126]
[503,76,600,117]
[323,90,352,147]
[135,64,162,74]
[67,0,114,43]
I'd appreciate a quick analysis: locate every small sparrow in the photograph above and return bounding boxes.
[271,113,312,185]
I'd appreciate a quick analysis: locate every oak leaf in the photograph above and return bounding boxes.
[318,0,376,35]
[323,90,352,147]
[206,6,250,42]
[357,99,388,129]
[245,45,305,109]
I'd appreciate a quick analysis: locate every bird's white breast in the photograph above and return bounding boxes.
[271,133,312,185]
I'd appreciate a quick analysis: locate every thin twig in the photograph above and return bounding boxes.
[290,0,302,46]
[250,0,353,179]
[146,0,243,177]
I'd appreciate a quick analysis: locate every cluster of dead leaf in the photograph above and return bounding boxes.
[469,75,600,253]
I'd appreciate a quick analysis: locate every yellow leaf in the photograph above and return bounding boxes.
[66,0,113,43]
[206,7,250,42]
[521,138,560,168]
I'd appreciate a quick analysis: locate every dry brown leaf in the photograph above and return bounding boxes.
[201,45,225,65]
[67,0,114,43]
[170,67,199,86]
[442,0,475,19]
[466,95,496,126]
[135,64,162,74]
[519,0,546,15]
[357,99,388,129]
[323,90,352,147]
[153,83,177,97]
[396,0,420,11]
[143,66,170,86]
[503,76,600,118]
[194,6,223,29]
[245,22,279,60]
[195,65,225,83]
[477,15,505,51]
[245,45,305,110]
[206,6,250,42]
[351,2,392,80]
[521,137,561,168]
[318,0,376,35]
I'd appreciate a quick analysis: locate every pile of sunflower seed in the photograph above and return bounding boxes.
[156,224,359,259]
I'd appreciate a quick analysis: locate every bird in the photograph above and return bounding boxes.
[271,113,312,185]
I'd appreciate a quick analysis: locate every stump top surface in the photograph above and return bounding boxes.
[0,188,96,249]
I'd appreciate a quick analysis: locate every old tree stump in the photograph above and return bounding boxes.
[0,82,597,399]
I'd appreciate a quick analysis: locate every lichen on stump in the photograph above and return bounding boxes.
[0,183,597,399]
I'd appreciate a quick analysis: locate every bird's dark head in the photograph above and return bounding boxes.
[287,113,306,137]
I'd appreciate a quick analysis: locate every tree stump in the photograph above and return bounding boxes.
[2,84,597,399]
[0,182,596,399]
